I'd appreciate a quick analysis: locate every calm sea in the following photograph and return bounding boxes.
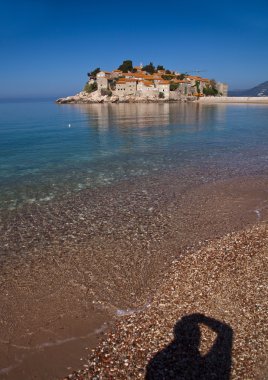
[1,100,268,380]
[0,101,268,209]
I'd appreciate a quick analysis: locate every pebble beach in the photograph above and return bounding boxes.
[66,222,268,380]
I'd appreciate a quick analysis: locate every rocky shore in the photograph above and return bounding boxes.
[56,93,268,105]
[65,222,268,380]
[55,91,193,104]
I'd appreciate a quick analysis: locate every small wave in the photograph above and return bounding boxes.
[254,209,261,220]
[0,323,108,375]
[39,195,55,202]
[0,364,16,375]
[36,323,108,349]
[0,359,22,375]
[116,301,151,317]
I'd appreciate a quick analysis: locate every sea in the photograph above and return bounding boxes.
[0,100,268,380]
[1,100,268,210]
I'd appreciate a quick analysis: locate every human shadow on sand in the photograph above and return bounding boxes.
[146,313,233,380]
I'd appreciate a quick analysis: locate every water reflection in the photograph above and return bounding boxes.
[74,103,225,135]
[67,103,227,161]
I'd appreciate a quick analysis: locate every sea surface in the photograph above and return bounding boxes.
[1,101,268,380]
[1,101,268,210]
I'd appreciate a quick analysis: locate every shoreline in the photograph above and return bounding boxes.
[1,170,268,379]
[55,91,195,104]
[198,96,268,104]
[55,92,268,105]
[74,221,268,380]
[55,95,190,104]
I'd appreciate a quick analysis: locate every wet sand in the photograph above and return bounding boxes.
[1,167,268,379]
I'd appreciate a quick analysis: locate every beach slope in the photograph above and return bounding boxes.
[69,222,268,379]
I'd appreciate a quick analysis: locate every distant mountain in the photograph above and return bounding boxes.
[229,81,268,97]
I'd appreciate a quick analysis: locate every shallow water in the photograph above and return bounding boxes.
[1,101,268,379]
[1,101,268,209]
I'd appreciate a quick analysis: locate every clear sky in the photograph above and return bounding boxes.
[0,0,268,98]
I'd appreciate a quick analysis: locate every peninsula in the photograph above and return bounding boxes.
[56,60,228,104]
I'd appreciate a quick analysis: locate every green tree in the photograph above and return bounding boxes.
[203,86,218,96]
[165,69,171,74]
[209,79,219,95]
[177,73,186,80]
[159,92,165,99]
[142,62,156,74]
[88,68,100,78]
[203,87,208,96]
[157,65,165,71]
[161,74,173,80]
[195,80,200,94]
[84,82,97,93]
[170,83,180,91]
[212,87,219,95]
[118,60,133,73]
[109,80,117,91]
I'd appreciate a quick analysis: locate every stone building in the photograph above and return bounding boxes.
[157,80,170,98]
[96,71,111,79]
[133,65,143,72]
[137,81,159,97]
[115,79,137,96]
[86,64,228,99]
[97,77,108,92]
[111,70,123,78]
[96,71,111,92]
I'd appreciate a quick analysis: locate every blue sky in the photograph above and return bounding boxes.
[0,0,268,98]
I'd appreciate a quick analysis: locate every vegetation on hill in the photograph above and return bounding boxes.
[118,60,133,73]
[87,68,100,79]
[170,83,180,91]
[142,62,156,74]
[84,82,97,93]
[161,74,174,80]
[203,86,218,96]
[177,73,186,80]
[195,80,201,94]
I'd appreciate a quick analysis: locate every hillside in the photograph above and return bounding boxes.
[229,81,268,97]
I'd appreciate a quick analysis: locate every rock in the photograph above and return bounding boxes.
[56,91,187,104]
[110,95,119,103]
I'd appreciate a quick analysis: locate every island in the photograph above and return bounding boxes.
[56,60,228,104]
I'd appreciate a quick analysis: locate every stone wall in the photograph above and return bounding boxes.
[97,77,108,92]
[199,96,268,103]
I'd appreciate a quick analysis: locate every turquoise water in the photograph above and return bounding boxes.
[0,101,268,209]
